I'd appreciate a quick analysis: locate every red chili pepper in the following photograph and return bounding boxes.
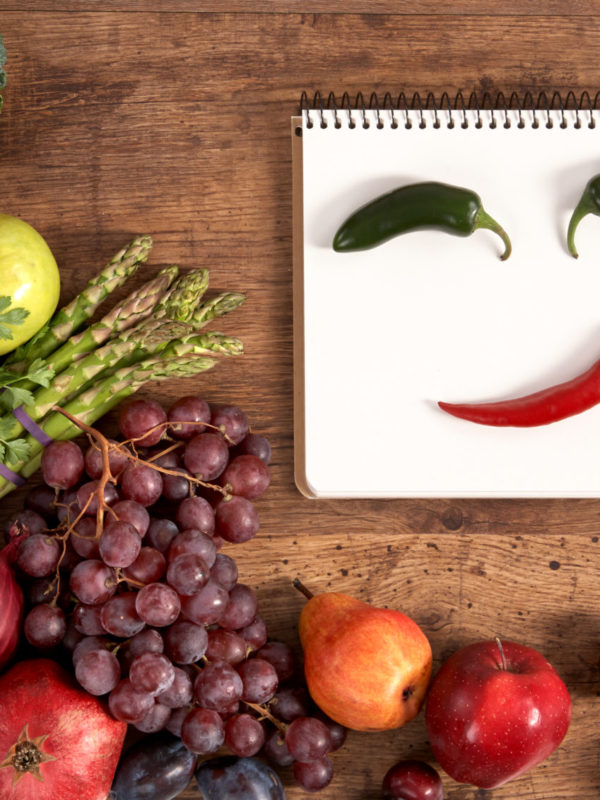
[438,357,600,426]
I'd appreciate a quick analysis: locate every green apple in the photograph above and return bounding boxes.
[0,214,60,355]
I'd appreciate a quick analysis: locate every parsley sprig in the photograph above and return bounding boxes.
[0,359,55,463]
[0,296,29,341]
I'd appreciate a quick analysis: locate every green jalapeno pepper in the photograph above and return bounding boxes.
[567,174,600,258]
[332,181,512,260]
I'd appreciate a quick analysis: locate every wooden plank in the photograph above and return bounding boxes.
[6,1,600,16]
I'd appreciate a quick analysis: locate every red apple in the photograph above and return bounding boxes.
[425,638,571,789]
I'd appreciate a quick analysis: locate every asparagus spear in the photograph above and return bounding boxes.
[7,266,179,390]
[4,235,153,370]
[0,354,219,497]
[188,292,246,328]
[154,268,210,322]
[0,320,191,442]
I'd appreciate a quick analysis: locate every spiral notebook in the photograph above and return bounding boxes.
[292,92,600,498]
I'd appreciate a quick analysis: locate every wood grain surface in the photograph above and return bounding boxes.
[1,5,599,799]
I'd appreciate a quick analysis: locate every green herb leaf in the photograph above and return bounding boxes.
[0,296,31,341]
[5,438,30,464]
[0,417,14,441]
[0,386,34,410]
[26,359,55,388]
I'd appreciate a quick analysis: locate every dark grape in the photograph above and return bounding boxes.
[175,495,215,536]
[77,480,119,515]
[157,666,193,709]
[84,439,129,480]
[113,499,150,537]
[41,440,84,489]
[382,760,444,800]
[146,518,179,553]
[181,707,224,755]
[193,660,243,712]
[161,467,192,503]
[109,678,155,723]
[183,432,229,480]
[122,547,167,584]
[224,713,265,757]
[210,405,249,445]
[119,398,168,447]
[72,603,106,636]
[221,455,270,500]
[135,582,181,626]
[75,648,121,695]
[316,713,347,752]
[24,603,66,648]
[206,629,247,665]
[210,552,238,591]
[101,591,145,637]
[237,658,279,704]
[285,716,332,762]
[70,516,100,558]
[195,756,286,799]
[240,615,268,652]
[133,701,172,734]
[72,635,110,666]
[271,686,311,722]
[164,620,209,665]
[129,652,175,696]
[25,485,57,518]
[263,729,295,768]
[179,579,228,625]
[257,640,296,683]
[120,628,164,671]
[121,464,163,506]
[168,529,217,568]
[99,520,141,568]
[9,508,47,536]
[111,732,196,800]
[215,495,260,544]
[165,706,189,738]
[293,757,334,792]
[17,533,60,577]
[235,432,272,464]
[167,395,211,440]
[70,559,117,605]
[166,553,209,596]
[219,583,258,631]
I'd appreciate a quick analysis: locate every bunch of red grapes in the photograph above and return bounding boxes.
[9,395,347,795]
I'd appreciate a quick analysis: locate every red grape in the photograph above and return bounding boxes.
[24,603,66,648]
[167,395,211,439]
[220,455,270,499]
[133,700,172,733]
[271,687,311,722]
[41,441,84,489]
[109,678,155,723]
[146,518,179,553]
[168,529,217,568]
[181,708,224,755]
[293,757,334,792]
[210,553,238,590]
[166,553,209,596]
[17,533,60,577]
[183,432,229,480]
[75,648,121,696]
[224,713,265,757]
[285,717,332,762]
[70,516,100,558]
[194,660,244,713]
[77,480,119,515]
[235,432,272,464]
[257,640,296,683]
[72,603,106,636]
[206,629,247,665]
[164,620,209,665]
[135,582,181,626]
[240,615,268,652]
[84,440,129,480]
[237,658,279,704]
[179,579,228,625]
[158,665,193,708]
[70,559,117,605]
[210,405,249,445]
[112,499,150,537]
[219,583,258,631]
[99,520,141,568]
[129,652,175,696]
[175,495,215,536]
[120,628,164,671]
[100,591,145,637]
[215,495,260,544]
[161,467,192,502]
[120,464,163,506]
[264,730,295,767]
[119,398,168,446]
[122,547,167,584]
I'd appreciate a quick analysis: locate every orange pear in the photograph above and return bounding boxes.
[298,590,432,732]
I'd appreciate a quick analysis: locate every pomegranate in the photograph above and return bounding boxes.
[0,658,126,800]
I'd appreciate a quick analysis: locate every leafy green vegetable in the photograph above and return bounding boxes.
[0,358,55,463]
[0,296,30,341]
[0,33,6,112]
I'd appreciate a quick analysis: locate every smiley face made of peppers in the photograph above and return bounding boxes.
[332,176,600,428]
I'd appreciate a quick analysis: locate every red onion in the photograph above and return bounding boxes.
[0,522,28,670]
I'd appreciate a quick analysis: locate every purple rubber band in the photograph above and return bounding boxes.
[13,406,53,447]
[0,462,26,486]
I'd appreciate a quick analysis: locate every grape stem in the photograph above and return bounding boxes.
[243,701,288,733]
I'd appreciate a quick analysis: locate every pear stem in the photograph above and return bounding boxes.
[293,578,314,600]
[495,636,507,671]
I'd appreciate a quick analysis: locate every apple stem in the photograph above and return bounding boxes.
[495,636,507,671]
[293,578,314,600]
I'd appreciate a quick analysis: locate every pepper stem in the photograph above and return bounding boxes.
[567,195,598,259]
[474,208,512,261]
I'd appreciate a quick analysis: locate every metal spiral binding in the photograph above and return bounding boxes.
[299,90,600,130]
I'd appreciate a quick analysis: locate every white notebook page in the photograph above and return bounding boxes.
[296,105,600,497]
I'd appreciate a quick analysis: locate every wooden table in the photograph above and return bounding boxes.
[1,3,600,798]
